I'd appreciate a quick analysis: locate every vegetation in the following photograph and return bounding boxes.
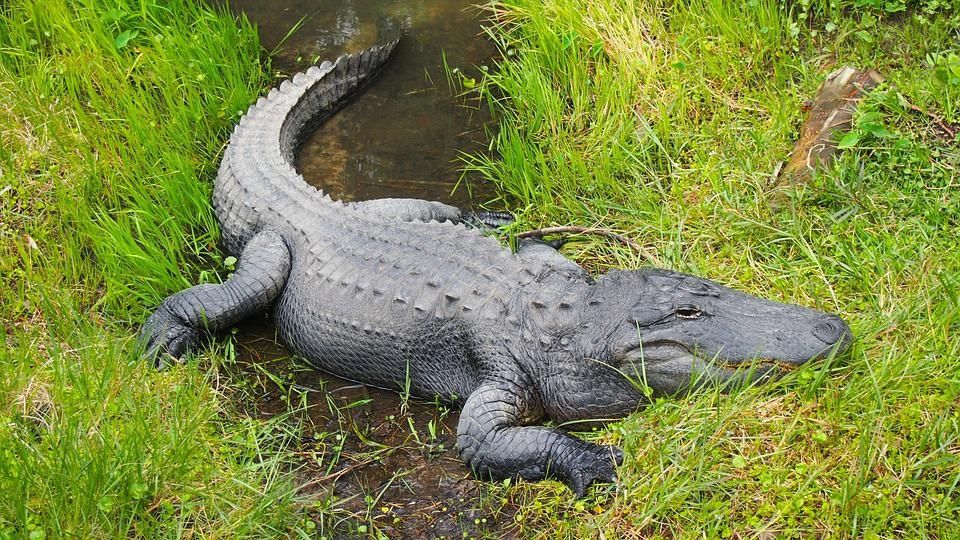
[462,0,960,536]
[2,0,958,537]
[0,1,311,537]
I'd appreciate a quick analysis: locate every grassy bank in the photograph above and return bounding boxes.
[3,0,959,537]
[0,1,312,536]
[466,0,960,536]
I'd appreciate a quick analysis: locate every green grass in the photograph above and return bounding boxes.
[3,0,959,537]
[463,0,960,536]
[0,1,314,537]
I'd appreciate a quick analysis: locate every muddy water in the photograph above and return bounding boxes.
[223,1,512,537]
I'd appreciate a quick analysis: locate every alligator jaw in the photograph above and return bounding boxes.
[619,343,818,396]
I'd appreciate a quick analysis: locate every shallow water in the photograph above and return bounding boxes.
[223,0,511,536]
[232,0,497,206]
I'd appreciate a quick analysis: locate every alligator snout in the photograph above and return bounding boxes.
[812,315,851,347]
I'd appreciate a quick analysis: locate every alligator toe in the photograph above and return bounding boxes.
[138,310,201,368]
[564,442,621,497]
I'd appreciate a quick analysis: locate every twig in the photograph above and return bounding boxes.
[515,226,661,265]
[297,458,376,489]
[904,100,958,140]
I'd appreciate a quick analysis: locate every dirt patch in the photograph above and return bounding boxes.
[230,322,517,538]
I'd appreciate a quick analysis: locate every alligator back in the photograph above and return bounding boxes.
[212,42,549,399]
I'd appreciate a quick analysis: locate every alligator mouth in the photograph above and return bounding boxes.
[624,343,786,365]
[713,358,801,372]
[622,341,839,373]
[619,342,804,383]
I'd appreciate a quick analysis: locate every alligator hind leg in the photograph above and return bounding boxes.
[349,198,463,223]
[349,198,514,229]
[139,230,290,367]
[516,238,589,281]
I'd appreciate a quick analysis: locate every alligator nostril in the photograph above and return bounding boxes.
[812,317,847,345]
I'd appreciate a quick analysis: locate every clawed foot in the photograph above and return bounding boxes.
[138,308,202,368]
[562,443,624,497]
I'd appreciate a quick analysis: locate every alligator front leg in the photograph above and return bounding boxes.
[457,382,623,497]
[139,229,290,366]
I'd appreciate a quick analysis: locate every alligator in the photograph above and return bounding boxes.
[140,40,853,496]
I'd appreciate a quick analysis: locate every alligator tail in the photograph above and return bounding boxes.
[280,39,400,162]
[214,40,400,254]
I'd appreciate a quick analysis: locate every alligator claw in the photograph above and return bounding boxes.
[564,443,623,497]
[606,445,625,467]
[138,309,201,368]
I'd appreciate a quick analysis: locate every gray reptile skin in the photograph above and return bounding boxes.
[140,41,853,496]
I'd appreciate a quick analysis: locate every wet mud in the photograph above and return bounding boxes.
[221,0,514,536]
[234,324,514,538]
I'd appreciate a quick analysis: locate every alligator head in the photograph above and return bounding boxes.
[591,268,852,398]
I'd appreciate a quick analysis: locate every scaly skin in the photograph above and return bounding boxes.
[141,41,853,496]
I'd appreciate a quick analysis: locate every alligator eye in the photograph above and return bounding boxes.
[676,306,702,319]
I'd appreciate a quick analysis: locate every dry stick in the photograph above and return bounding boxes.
[515,226,661,266]
[904,101,958,140]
